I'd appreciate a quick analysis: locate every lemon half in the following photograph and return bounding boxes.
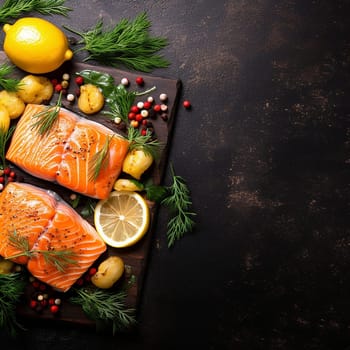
[3,17,73,74]
[94,191,150,248]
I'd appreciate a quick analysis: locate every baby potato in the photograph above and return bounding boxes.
[0,90,25,119]
[91,256,124,289]
[122,149,154,180]
[17,74,54,104]
[78,83,104,114]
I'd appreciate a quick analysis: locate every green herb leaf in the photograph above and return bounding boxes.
[127,127,161,160]
[89,134,111,182]
[6,230,77,273]
[64,12,170,72]
[77,70,137,124]
[0,63,22,92]
[0,0,71,23]
[0,125,15,169]
[31,91,62,136]
[161,165,196,247]
[70,287,136,334]
[0,272,26,336]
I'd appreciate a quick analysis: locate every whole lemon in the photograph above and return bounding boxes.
[3,17,73,74]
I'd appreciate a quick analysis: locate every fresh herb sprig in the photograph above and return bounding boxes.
[127,127,161,160]
[64,12,170,72]
[70,287,136,334]
[0,63,22,92]
[0,0,71,23]
[77,69,156,124]
[89,135,111,181]
[0,125,15,169]
[7,231,77,273]
[0,272,26,336]
[145,165,195,247]
[31,91,62,136]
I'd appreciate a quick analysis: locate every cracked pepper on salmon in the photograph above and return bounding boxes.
[6,104,129,199]
[0,182,106,292]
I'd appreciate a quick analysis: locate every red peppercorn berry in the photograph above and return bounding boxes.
[51,78,58,87]
[128,112,136,120]
[50,305,59,314]
[3,167,10,175]
[136,76,144,86]
[55,84,63,92]
[143,101,152,109]
[0,176,4,183]
[75,76,84,85]
[30,300,38,309]
[130,105,139,114]
[88,267,97,276]
[153,104,161,113]
[183,100,191,109]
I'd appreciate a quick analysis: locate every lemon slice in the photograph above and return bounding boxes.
[94,191,150,248]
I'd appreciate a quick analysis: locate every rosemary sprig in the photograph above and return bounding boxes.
[64,12,170,72]
[0,0,71,23]
[161,165,196,247]
[0,272,26,336]
[70,286,136,334]
[31,91,62,136]
[6,231,77,273]
[0,63,22,92]
[0,125,15,169]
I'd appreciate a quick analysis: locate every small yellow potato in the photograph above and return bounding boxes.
[122,149,153,180]
[0,258,14,274]
[78,83,104,114]
[0,106,10,133]
[0,90,25,119]
[91,256,124,289]
[17,74,54,104]
[113,178,144,192]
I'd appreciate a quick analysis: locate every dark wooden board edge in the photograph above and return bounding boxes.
[0,51,182,329]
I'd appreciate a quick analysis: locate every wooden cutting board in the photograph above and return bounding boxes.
[0,51,181,328]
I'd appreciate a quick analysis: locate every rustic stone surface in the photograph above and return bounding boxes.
[1,0,350,349]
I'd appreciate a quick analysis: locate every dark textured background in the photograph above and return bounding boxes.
[1,0,350,349]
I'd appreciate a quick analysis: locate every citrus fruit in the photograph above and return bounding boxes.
[94,191,150,248]
[3,17,73,74]
[0,106,10,132]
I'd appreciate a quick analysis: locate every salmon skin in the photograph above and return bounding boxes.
[0,182,106,292]
[6,104,129,199]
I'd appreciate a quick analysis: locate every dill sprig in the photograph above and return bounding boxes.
[0,63,22,92]
[6,231,77,273]
[70,286,136,334]
[31,91,62,136]
[64,12,170,72]
[0,272,26,336]
[0,125,15,169]
[127,127,161,160]
[161,165,196,248]
[0,0,71,23]
[89,135,111,182]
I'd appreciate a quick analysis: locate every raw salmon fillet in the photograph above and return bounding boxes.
[0,182,106,292]
[6,104,129,199]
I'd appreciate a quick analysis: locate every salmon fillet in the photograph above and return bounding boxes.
[0,182,106,292]
[6,104,129,199]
